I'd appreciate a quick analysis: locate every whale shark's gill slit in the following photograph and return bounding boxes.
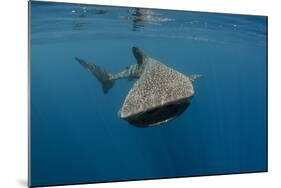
[126,101,191,127]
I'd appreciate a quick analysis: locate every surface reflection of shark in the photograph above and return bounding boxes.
[121,8,175,31]
[71,5,109,30]
[75,47,201,127]
[71,5,110,18]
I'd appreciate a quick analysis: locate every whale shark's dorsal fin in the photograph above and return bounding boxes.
[132,47,146,65]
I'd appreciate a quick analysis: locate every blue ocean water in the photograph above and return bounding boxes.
[30,1,267,187]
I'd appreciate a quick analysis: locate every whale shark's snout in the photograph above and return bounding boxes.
[121,99,191,127]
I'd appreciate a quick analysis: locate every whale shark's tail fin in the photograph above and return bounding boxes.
[189,74,202,82]
[75,57,114,94]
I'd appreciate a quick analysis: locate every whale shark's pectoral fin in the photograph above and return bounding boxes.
[189,74,202,82]
[132,46,146,65]
[75,57,114,94]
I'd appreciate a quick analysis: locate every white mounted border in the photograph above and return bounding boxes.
[1,0,281,188]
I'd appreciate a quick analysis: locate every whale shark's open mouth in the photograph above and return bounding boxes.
[125,100,191,127]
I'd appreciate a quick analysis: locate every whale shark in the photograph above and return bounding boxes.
[75,47,201,127]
